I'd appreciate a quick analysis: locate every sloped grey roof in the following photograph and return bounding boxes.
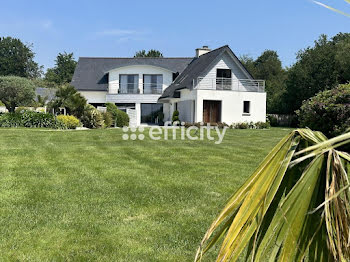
[71,57,193,91]
[159,45,254,99]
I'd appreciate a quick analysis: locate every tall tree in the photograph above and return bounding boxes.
[134,49,163,57]
[283,33,350,114]
[241,50,287,113]
[45,52,77,85]
[0,37,42,78]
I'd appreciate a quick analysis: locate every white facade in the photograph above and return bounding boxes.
[80,91,107,104]
[164,51,266,124]
[108,65,173,94]
[77,47,266,126]
[79,65,174,126]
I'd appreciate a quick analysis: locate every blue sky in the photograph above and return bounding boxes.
[1,0,350,70]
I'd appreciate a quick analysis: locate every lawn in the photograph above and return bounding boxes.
[0,127,291,261]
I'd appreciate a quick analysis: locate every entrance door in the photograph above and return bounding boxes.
[203,100,221,123]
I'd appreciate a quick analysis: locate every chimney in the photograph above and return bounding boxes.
[196,45,211,57]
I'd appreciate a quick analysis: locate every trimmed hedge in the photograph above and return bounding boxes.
[115,110,129,127]
[0,112,64,129]
[57,115,80,129]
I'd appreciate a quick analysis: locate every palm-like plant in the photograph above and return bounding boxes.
[195,129,350,262]
[313,0,350,17]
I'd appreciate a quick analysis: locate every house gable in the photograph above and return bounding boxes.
[199,51,251,82]
[159,46,254,99]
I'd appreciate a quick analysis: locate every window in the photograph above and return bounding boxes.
[216,69,232,90]
[143,74,163,94]
[141,103,163,124]
[172,72,179,81]
[115,103,136,112]
[119,75,139,94]
[217,69,232,78]
[243,101,250,114]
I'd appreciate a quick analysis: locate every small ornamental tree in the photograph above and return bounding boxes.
[48,84,87,118]
[297,83,350,137]
[172,110,179,123]
[0,76,36,112]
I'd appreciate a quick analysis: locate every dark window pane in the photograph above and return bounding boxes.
[217,69,232,78]
[141,103,163,124]
[243,101,250,114]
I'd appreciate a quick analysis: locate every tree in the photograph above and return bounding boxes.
[241,51,287,113]
[0,37,42,78]
[0,76,36,112]
[283,33,350,114]
[48,84,86,118]
[196,129,350,262]
[134,49,163,57]
[45,52,77,84]
[297,83,350,137]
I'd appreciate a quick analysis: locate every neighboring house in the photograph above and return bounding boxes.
[35,87,57,102]
[71,45,266,126]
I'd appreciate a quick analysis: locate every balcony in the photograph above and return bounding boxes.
[195,77,265,92]
[117,83,163,94]
[143,83,163,94]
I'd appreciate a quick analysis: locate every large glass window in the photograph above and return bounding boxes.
[141,103,163,124]
[119,75,139,94]
[216,69,232,90]
[143,75,163,94]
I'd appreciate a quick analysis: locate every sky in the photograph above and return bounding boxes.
[1,0,350,71]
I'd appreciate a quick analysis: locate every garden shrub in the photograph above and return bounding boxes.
[267,115,279,127]
[80,104,104,129]
[0,76,36,112]
[0,112,64,129]
[0,100,5,107]
[255,121,271,129]
[57,115,80,129]
[105,103,129,127]
[102,112,113,128]
[234,122,249,129]
[172,110,179,123]
[15,106,33,113]
[297,83,350,137]
[115,110,129,127]
[106,103,118,116]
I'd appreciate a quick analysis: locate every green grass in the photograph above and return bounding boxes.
[0,127,291,261]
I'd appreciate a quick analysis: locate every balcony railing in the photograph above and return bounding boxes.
[195,77,265,92]
[118,83,163,94]
[143,83,163,94]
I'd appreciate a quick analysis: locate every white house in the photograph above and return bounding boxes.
[71,45,266,126]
